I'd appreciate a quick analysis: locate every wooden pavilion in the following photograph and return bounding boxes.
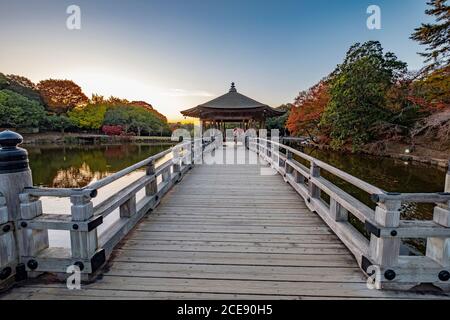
[180,83,285,132]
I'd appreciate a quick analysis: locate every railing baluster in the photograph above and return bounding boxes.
[370,199,401,267]
[309,161,321,200]
[19,193,49,258]
[329,198,348,222]
[120,195,137,218]
[285,150,293,175]
[70,195,97,260]
[145,160,157,197]
[172,146,181,175]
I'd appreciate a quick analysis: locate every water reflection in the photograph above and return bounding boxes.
[25,143,172,188]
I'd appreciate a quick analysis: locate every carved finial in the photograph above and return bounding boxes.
[0,130,23,149]
[0,130,29,173]
[229,82,237,93]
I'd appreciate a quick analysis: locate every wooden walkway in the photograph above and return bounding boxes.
[1,146,449,299]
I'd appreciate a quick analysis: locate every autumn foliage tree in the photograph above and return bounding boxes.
[286,80,330,141]
[38,79,88,114]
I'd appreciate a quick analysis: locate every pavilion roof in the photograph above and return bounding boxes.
[180,83,285,118]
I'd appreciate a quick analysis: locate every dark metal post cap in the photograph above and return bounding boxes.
[0,130,29,174]
[0,130,24,148]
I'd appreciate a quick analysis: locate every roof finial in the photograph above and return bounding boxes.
[229,82,237,93]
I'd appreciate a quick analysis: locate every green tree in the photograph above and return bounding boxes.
[266,104,292,135]
[129,107,152,136]
[103,105,171,136]
[68,103,107,130]
[411,0,450,71]
[0,73,8,89]
[0,73,42,102]
[45,115,74,133]
[103,106,132,133]
[0,89,46,128]
[321,41,407,150]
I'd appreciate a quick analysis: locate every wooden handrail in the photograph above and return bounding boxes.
[23,140,192,197]
[12,136,221,281]
[249,137,450,290]
[257,138,385,195]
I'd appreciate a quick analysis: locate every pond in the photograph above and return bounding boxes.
[287,142,448,254]
[23,143,174,248]
[25,143,173,188]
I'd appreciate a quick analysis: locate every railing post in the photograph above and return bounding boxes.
[370,199,401,267]
[0,130,37,286]
[426,162,450,267]
[172,145,181,175]
[145,160,157,197]
[19,193,49,267]
[329,198,348,221]
[70,194,97,260]
[278,150,284,169]
[120,195,136,218]
[308,161,321,200]
[285,150,293,175]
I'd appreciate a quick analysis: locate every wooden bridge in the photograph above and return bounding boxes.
[0,130,450,299]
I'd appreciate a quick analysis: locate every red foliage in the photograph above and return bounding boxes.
[102,125,123,136]
[286,80,330,137]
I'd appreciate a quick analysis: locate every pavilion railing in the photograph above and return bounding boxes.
[248,136,450,290]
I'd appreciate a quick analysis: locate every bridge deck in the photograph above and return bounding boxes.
[1,146,448,299]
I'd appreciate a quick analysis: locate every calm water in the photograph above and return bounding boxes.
[25,143,172,188]
[287,143,447,254]
[23,143,174,248]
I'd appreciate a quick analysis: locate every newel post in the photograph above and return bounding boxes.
[0,130,48,284]
[426,161,450,268]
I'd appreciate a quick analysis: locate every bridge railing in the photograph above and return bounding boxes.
[0,132,218,286]
[249,137,450,290]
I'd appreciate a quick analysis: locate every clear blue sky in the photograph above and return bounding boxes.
[0,0,432,120]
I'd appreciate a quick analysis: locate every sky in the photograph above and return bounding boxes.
[0,0,433,121]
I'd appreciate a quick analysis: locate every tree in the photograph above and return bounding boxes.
[266,104,292,135]
[0,89,46,128]
[287,80,330,140]
[411,0,450,71]
[103,105,170,136]
[0,73,42,102]
[412,65,450,109]
[0,73,7,89]
[38,79,88,114]
[102,125,123,136]
[321,41,407,150]
[45,115,74,133]
[103,106,132,133]
[68,103,107,130]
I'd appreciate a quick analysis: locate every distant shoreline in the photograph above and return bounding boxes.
[18,131,173,145]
